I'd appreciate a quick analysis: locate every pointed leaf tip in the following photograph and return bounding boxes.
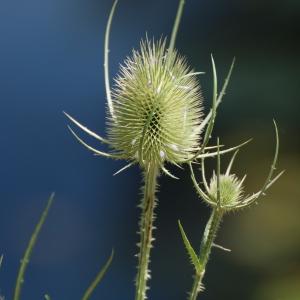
[178,221,201,274]
[82,249,114,300]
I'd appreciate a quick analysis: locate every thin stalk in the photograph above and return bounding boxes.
[189,208,223,300]
[14,193,54,300]
[169,0,185,53]
[82,250,114,300]
[135,164,159,300]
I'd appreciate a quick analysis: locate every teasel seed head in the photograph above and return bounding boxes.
[107,38,203,168]
[208,173,244,207]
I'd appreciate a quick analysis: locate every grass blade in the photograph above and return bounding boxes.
[13,193,55,300]
[82,250,114,300]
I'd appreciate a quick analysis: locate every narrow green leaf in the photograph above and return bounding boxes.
[13,193,55,300]
[178,221,201,274]
[81,249,114,300]
[169,0,185,53]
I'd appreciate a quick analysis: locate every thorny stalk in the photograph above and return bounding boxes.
[135,164,159,300]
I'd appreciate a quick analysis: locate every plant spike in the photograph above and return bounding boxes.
[187,55,218,162]
[238,174,247,188]
[161,165,180,180]
[113,162,136,176]
[169,0,185,53]
[195,138,252,159]
[225,150,239,175]
[189,162,214,205]
[203,145,224,150]
[235,120,283,209]
[82,250,114,300]
[257,120,279,198]
[235,170,284,209]
[181,72,205,78]
[104,0,118,118]
[67,126,122,159]
[64,112,110,144]
[212,243,231,252]
[199,57,235,132]
[13,193,55,300]
[201,158,210,194]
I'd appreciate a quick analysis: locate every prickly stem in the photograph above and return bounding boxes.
[135,164,159,300]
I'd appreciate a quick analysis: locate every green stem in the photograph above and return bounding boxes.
[81,250,114,300]
[169,0,185,53]
[189,208,223,300]
[14,193,54,300]
[135,164,159,300]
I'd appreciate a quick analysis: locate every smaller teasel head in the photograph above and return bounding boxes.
[189,122,284,212]
[207,173,244,208]
[107,38,203,169]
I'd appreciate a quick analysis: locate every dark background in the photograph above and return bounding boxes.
[0,0,299,299]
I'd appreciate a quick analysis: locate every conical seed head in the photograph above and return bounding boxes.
[107,39,203,167]
[208,174,244,207]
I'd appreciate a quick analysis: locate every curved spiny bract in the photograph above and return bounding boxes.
[107,39,203,169]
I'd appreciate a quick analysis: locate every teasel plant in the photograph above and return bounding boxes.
[63,0,250,299]
[178,124,284,300]
[3,1,282,300]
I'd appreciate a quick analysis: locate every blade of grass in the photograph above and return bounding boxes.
[13,193,55,300]
[82,250,114,300]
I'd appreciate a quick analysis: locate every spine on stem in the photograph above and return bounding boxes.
[135,164,159,300]
[189,208,223,300]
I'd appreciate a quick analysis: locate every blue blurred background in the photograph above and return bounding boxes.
[0,0,299,299]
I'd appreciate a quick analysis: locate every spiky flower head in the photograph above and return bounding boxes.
[107,38,203,168]
[208,173,244,208]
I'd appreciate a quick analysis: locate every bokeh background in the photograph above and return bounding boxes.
[0,0,299,299]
